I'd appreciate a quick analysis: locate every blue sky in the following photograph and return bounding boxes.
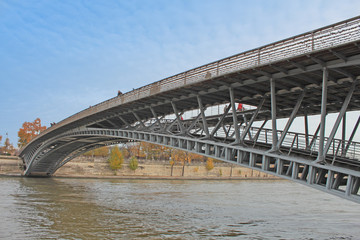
[1,0,360,146]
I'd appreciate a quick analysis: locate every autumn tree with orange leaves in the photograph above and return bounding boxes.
[18,118,46,148]
[170,149,202,176]
[0,137,16,155]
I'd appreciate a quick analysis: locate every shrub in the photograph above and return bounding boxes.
[129,156,138,171]
[108,146,123,170]
[205,158,214,171]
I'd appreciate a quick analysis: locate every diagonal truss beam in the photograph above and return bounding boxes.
[132,111,146,129]
[187,113,202,133]
[171,101,186,134]
[343,116,360,156]
[277,91,306,149]
[240,97,266,143]
[324,78,358,158]
[197,95,210,138]
[150,106,163,129]
[118,116,132,128]
[211,104,231,137]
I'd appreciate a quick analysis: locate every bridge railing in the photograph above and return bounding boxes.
[209,124,360,161]
[247,126,360,161]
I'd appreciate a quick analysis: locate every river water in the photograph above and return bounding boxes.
[0,177,359,240]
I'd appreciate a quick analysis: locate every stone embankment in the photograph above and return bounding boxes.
[0,155,278,179]
[0,156,24,176]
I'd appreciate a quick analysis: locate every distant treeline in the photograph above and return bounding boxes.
[83,142,216,170]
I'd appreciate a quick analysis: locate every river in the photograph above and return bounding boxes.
[0,177,359,239]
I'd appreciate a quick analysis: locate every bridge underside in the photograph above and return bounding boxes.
[19,17,360,203]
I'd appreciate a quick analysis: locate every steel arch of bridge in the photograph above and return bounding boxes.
[20,16,360,203]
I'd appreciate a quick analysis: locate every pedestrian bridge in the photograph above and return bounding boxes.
[20,16,360,203]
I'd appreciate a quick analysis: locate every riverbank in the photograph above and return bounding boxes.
[0,155,278,180]
[0,156,23,176]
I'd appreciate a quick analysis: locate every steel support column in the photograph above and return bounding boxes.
[316,68,328,163]
[197,95,210,138]
[304,110,309,148]
[229,88,240,143]
[270,78,278,151]
[346,175,353,196]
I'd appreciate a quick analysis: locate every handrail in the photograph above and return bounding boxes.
[208,123,359,161]
[243,126,360,161]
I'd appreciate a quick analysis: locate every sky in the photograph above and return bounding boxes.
[1,0,360,146]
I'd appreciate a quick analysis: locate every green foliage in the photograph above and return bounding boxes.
[205,158,214,171]
[108,146,123,170]
[219,168,222,176]
[129,156,139,171]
